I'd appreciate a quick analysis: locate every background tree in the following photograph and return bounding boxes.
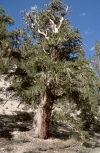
[90,41,100,111]
[7,0,99,139]
[0,7,14,73]
[90,41,100,77]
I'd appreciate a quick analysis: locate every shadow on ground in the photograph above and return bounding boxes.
[0,111,34,139]
[0,111,80,141]
[50,123,80,140]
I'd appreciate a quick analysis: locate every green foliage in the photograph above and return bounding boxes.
[0,58,8,73]
[0,7,14,49]
[0,7,14,74]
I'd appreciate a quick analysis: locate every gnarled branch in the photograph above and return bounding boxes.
[38,28,49,40]
[49,5,69,34]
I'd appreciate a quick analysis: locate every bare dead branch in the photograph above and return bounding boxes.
[50,19,58,33]
[49,5,70,34]
[49,16,64,33]
[57,17,64,30]
[38,28,49,40]
[30,4,69,38]
[31,15,50,40]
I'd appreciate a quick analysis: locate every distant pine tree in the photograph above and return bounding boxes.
[0,7,14,73]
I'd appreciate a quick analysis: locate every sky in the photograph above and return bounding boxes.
[0,0,100,59]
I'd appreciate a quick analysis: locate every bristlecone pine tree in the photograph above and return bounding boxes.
[90,41,100,77]
[90,41,100,110]
[0,7,14,73]
[7,0,99,139]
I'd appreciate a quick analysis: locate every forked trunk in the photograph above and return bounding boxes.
[34,90,54,139]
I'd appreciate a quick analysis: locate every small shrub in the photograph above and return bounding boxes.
[5,145,13,152]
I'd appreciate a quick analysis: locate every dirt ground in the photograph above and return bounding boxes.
[0,128,100,153]
[0,100,100,153]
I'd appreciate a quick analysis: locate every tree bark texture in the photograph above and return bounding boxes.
[51,45,57,60]
[34,89,54,139]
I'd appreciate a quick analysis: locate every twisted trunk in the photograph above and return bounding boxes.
[34,89,54,139]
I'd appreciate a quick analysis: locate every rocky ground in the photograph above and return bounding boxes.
[0,75,100,153]
[0,126,100,153]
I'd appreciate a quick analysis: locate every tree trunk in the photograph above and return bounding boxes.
[33,90,54,139]
[51,45,57,60]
